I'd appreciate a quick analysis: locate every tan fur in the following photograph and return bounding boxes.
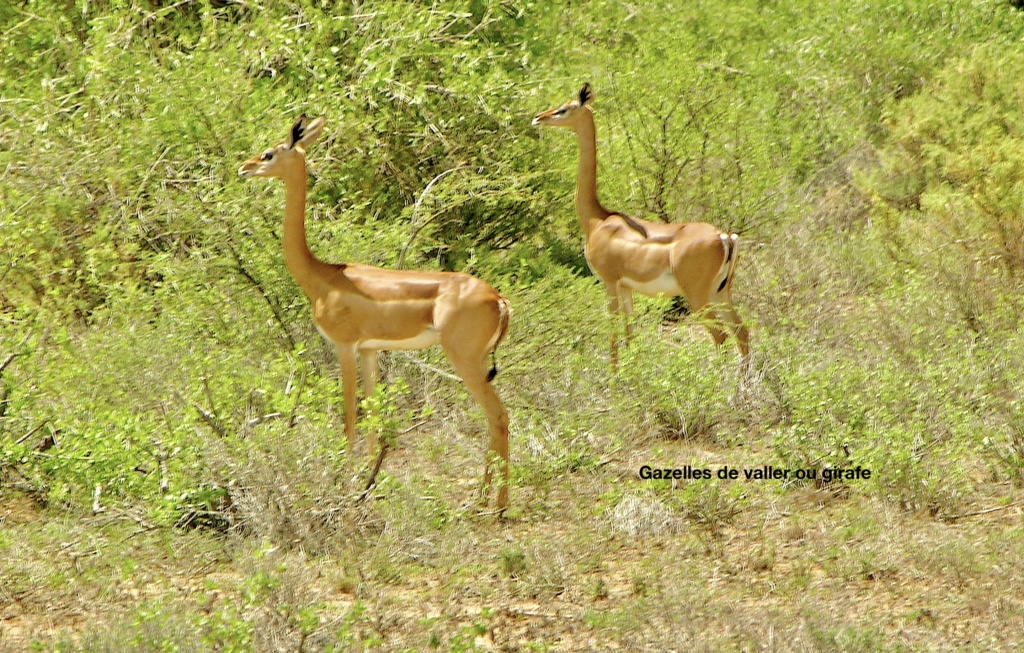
[533,85,750,368]
[240,115,511,510]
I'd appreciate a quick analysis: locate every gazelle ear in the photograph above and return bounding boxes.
[288,114,326,150]
[578,83,593,105]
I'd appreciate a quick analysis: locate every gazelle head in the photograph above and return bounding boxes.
[531,83,593,129]
[239,114,326,179]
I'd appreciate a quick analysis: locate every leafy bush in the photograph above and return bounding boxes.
[865,44,1024,279]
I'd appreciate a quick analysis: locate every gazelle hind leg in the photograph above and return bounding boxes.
[437,300,510,510]
[434,294,511,510]
[447,352,510,510]
[710,290,750,360]
[682,286,729,347]
[710,233,749,362]
[710,290,752,391]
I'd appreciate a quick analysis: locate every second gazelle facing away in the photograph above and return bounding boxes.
[240,115,512,510]
[533,84,750,368]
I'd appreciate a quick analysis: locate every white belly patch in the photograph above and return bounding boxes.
[622,271,682,297]
[360,327,440,351]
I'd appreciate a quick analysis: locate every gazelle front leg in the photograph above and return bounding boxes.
[336,344,359,454]
[605,283,621,369]
[619,287,635,346]
[360,348,380,462]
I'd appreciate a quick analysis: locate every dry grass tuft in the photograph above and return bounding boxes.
[608,492,680,539]
[196,423,381,554]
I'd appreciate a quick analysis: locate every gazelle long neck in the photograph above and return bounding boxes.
[574,108,610,235]
[281,162,322,297]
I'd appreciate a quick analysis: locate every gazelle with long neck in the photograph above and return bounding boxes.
[533,84,749,368]
[239,115,512,510]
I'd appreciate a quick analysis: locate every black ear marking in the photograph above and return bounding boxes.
[289,114,307,148]
[578,83,593,105]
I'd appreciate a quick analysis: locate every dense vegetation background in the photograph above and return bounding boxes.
[3,0,1024,650]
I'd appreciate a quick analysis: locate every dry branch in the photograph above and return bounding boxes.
[356,443,390,504]
[946,501,1024,522]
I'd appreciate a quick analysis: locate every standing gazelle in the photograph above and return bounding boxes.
[533,84,750,368]
[239,115,512,510]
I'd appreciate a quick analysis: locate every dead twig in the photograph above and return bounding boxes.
[194,403,228,438]
[356,443,390,504]
[224,241,296,350]
[397,165,467,269]
[92,484,105,514]
[397,352,461,382]
[399,420,428,435]
[0,331,32,376]
[15,420,49,445]
[175,391,229,438]
[0,351,17,377]
[156,403,178,493]
[288,368,306,429]
[246,412,284,427]
[946,501,1024,522]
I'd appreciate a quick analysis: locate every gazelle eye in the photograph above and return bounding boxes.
[555,108,567,116]
[260,151,274,161]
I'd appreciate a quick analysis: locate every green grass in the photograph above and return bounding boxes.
[3,0,1024,650]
